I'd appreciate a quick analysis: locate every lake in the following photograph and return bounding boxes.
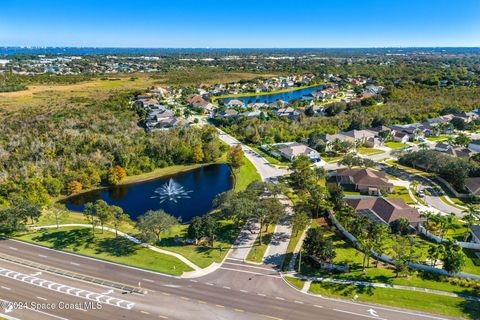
[221,84,327,106]
[64,164,233,222]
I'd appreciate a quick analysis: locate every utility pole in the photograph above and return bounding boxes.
[298,250,302,273]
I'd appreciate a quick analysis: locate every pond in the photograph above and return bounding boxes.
[221,84,327,106]
[64,164,233,222]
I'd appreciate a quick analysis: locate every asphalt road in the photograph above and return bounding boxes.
[0,239,454,320]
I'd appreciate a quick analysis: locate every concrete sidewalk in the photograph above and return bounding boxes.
[228,219,260,261]
[263,197,293,268]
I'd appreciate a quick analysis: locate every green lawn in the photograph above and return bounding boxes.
[246,224,276,263]
[157,219,237,268]
[385,142,409,149]
[233,155,261,191]
[426,135,453,142]
[252,147,289,167]
[281,223,308,271]
[284,276,305,290]
[322,155,344,163]
[389,186,415,204]
[15,227,192,276]
[309,281,479,319]
[357,147,385,156]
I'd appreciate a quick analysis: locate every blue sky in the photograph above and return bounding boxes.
[1,0,479,48]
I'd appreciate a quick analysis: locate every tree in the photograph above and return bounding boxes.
[392,236,420,277]
[328,184,345,211]
[427,244,444,267]
[339,154,363,168]
[94,200,113,233]
[137,210,178,243]
[462,204,479,241]
[83,202,98,236]
[192,145,204,162]
[292,210,309,237]
[289,155,313,189]
[370,223,391,267]
[420,211,436,231]
[111,205,131,237]
[261,197,286,233]
[46,204,70,229]
[455,133,471,147]
[303,228,336,264]
[227,145,245,169]
[107,165,127,185]
[187,216,203,245]
[411,180,421,194]
[201,215,219,247]
[0,207,28,235]
[442,243,465,274]
[67,180,83,194]
[390,217,411,235]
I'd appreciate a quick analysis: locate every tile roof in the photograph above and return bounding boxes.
[346,197,423,224]
[337,168,393,188]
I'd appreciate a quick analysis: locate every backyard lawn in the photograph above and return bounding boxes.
[357,147,385,156]
[389,186,415,204]
[252,147,289,167]
[15,227,192,276]
[385,142,408,149]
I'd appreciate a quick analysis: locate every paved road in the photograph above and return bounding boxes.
[0,239,454,320]
[217,129,289,181]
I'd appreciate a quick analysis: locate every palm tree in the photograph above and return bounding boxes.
[420,211,436,232]
[462,204,479,241]
[411,180,421,194]
[427,244,445,267]
[439,213,456,240]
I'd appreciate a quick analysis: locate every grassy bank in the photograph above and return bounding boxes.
[232,155,261,191]
[157,219,237,268]
[15,227,192,276]
[309,281,478,319]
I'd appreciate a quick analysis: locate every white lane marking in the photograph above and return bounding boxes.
[36,296,47,301]
[294,300,304,304]
[223,261,277,272]
[205,282,214,286]
[1,286,11,290]
[38,254,48,258]
[240,289,249,293]
[140,311,150,315]
[368,308,379,317]
[0,267,135,310]
[189,279,197,283]
[218,267,281,278]
[314,304,323,308]
[8,247,17,251]
[69,262,80,266]
[222,286,231,290]
[275,297,285,300]
[159,316,168,319]
[333,309,387,320]
[142,278,155,283]
[257,293,266,297]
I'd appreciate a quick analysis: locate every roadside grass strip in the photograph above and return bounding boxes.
[0,267,135,309]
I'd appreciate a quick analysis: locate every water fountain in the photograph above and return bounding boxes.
[151,178,193,203]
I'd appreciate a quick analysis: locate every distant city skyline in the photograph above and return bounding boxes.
[1,0,479,48]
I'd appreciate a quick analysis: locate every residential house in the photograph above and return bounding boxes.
[453,112,479,123]
[323,130,378,148]
[435,143,472,158]
[468,140,480,153]
[274,142,321,162]
[434,142,451,152]
[225,99,245,108]
[218,109,239,118]
[465,177,480,195]
[336,168,394,195]
[346,197,425,227]
[470,225,480,244]
[393,131,410,143]
[275,107,300,119]
[187,95,206,106]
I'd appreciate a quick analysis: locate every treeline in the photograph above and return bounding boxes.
[398,150,480,191]
[0,92,226,206]
[0,83,27,92]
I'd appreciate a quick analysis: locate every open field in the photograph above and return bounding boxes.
[15,227,193,275]
[357,147,385,156]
